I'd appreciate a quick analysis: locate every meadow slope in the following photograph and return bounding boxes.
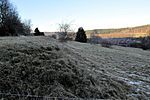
[0,36,149,99]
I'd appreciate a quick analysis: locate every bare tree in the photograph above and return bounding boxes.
[57,22,74,40]
[0,0,9,26]
[0,0,10,35]
[0,0,32,36]
[58,22,72,33]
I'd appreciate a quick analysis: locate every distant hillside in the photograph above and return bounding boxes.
[86,25,150,38]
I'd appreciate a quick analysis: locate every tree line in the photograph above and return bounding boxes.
[0,0,31,36]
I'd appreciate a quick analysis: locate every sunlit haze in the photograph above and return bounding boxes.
[11,0,150,32]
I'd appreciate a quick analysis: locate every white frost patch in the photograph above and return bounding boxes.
[128,81,142,85]
[128,74,139,77]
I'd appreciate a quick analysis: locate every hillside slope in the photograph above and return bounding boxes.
[0,36,150,99]
[86,25,150,38]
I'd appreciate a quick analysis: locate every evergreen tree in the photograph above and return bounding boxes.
[75,27,87,43]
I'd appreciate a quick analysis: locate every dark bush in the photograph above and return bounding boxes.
[75,27,87,43]
[34,28,45,36]
[129,36,150,50]
[141,36,150,50]
[34,28,40,33]
[129,42,143,48]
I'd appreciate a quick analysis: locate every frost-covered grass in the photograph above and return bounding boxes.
[63,40,150,98]
[0,36,149,99]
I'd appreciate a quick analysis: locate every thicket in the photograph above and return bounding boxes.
[141,36,150,50]
[129,36,150,50]
[0,0,32,36]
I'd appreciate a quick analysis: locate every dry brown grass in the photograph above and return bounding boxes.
[96,32,148,38]
[87,25,150,38]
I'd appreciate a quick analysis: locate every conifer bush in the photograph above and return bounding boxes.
[75,27,87,43]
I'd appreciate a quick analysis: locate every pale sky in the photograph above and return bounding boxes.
[11,0,150,32]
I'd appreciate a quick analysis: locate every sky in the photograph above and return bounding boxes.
[11,0,150,32]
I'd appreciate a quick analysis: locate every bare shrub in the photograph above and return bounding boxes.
[57,21,75,42]
[52,34,57,39]
[54,32,67,42]
[67,32,76,40]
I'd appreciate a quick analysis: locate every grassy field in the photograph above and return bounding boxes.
[0,36,149,99]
